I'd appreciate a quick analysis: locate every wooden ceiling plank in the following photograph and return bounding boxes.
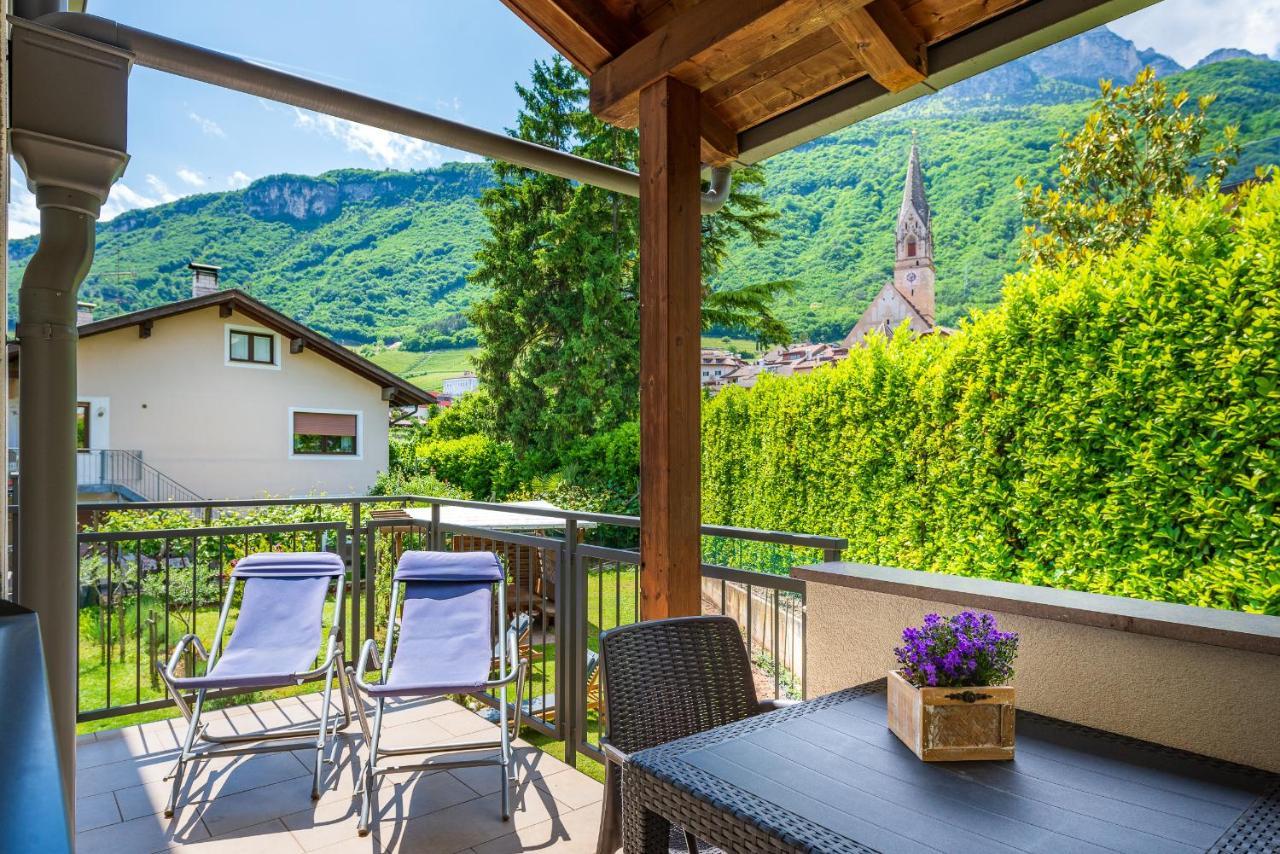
[825,0,927,92]
[703,27,842,109]
[589,0,794,122]
[905,0,1032,44]
[719,43,867,128]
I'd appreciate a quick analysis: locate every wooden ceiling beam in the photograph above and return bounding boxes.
[589,0,794,123]
[823,0,926,92]
[499,0,633,73]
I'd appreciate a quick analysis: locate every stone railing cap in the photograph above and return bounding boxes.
[792,562,1280,657]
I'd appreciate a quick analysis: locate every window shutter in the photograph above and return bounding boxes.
[293,412,357,437]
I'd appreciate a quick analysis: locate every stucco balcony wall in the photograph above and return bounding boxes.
[794,562,1280,773]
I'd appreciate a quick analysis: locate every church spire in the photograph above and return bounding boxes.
[898,132,930,234]
[893,132,936,324]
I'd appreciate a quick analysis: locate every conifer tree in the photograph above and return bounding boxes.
[471,57,788,456]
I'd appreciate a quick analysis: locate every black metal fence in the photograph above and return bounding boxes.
[64,495,846,768]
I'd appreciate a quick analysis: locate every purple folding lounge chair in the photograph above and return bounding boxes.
[348,550,527,835]
[156,551,351,816]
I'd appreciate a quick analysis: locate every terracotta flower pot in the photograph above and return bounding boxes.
[886,669,1015,761]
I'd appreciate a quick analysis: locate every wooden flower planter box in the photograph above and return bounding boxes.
[886,669,1015,761]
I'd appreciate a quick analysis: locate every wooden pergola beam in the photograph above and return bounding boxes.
[499,0,631,72]
[587,0,808,163]
[590,0,791,120]
[638,75,703,620]
[824,0,926,92]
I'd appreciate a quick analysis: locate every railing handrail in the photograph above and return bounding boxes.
[102,449,204,503]
[78,520,342,543]
[70,493,849,552]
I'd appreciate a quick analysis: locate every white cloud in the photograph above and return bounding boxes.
[145,174,179,203]
[188,111,226,138]
[227,170,252,189]
[434,96,463,114]
[176,167,206,187]
[292,107,454,169]
[101,182,164,220]
[7,173,171,238]
[1110,0,1280,66]
[8,175,41,239]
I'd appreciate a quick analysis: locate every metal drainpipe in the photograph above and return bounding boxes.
[15,197,97,802]
[29,12,734,213]
[8,17,131,824]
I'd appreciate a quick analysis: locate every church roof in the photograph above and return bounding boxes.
[898,139,930,228]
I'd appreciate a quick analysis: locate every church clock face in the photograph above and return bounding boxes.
[906,271,918,283]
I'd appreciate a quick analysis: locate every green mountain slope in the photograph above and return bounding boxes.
[8,163,493,345]
[8,51,1277,347]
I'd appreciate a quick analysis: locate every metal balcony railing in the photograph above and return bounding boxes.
[9,448,203,503]
[60,494,845,770]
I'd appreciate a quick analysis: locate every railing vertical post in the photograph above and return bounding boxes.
[822,546,842,564]
[349,501,361,660]
[561,518,579,768]
[430,501,441,551]
[364,517,377,650]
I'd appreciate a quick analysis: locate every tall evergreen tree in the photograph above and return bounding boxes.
[471,57,787,457]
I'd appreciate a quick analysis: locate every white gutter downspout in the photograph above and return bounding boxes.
[30,12,734,214]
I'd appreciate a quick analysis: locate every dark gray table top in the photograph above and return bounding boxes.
[628,680,1280,853]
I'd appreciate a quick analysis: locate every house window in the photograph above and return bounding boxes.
[76,402,90,450]
[229,329,274,365]
[292,411,358,456]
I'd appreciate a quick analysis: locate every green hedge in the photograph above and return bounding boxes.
[703,180,1280,614]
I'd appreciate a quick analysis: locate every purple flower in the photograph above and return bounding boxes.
[893,611,1019,688]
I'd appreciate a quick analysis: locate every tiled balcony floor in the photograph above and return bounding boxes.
[75,693,604,854]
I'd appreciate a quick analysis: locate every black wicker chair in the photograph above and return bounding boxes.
[594,616,792,854]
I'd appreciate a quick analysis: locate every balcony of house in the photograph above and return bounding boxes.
[14,494,833,853]
[5,494,1273,853]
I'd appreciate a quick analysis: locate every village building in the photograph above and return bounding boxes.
[441,371,481,398]
[843,138,948,348]
[7,266,433,501]
[700,349,747,392]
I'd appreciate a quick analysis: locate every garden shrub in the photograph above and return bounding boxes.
[703,179,1280,614]
[413,433,518,499]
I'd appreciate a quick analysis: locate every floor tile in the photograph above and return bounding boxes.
[167,818,304,853]
[115,751,310,821]
[78,751,180,799]
[471,802,604,854]
[283,770,476,851]
[76,791,122,832]
[530,768,603,810]
[77,810,209,854]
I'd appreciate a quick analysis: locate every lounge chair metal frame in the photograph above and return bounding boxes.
[348,551,528,836]
[156,552,352,817]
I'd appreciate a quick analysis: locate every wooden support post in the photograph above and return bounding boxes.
[638,76,702,620]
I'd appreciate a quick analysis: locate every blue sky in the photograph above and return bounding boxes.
[8,0,1279,238]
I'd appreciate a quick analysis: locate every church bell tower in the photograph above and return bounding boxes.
[894,135,935,324]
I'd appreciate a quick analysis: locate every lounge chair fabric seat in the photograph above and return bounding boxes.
[367,580,494,697]
[394,550,502,582]
[169,575,330,689]
[232,551,345,577]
